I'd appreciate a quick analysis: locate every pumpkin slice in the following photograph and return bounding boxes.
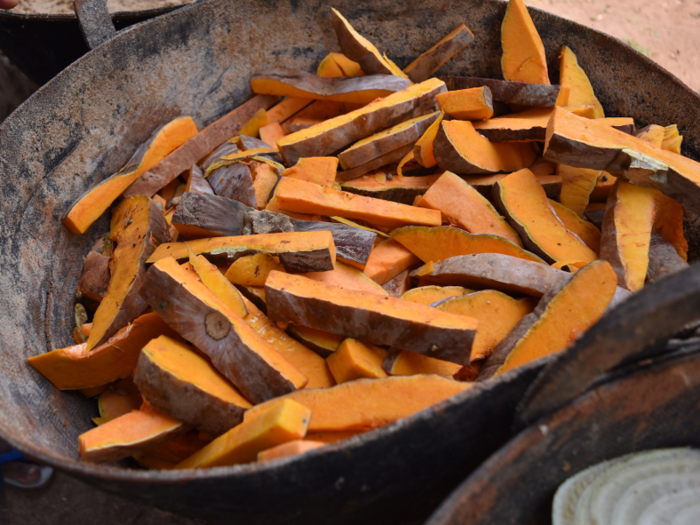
[87,196,170,350]
[336,144,416,181]
[413,253,571,297]
[472,114,550,142]
[303,261,387,295]
[251,69,410,105]
[134,335,251,436]
[147,231,336,273]
[265,271,478,365]
[252,162,279,210]
[418,171,522,246]
[259,122,285,147]
[207,162,258,208]
[590,172,617,202]
[413,111,445,168]
[462,172,562,200]
[171,193,251,239]
[176,398,311,469]
[280,100,347,134]
[28,312,178,391]
[556,165,603,217]
[79,404,186,464]
[403,23,474,82]
[246,375,471,432]
[326,339,388,383]
[559,46,604,118]
[239,108,269,137]
[544,107,700,213]
[280,157,338,186]
[187,247,248,318]
[95,379,142,424]
[392,225,544,264]
[235,285,268,314]
[276,78,445,165]
[275,177,441,229]
[436,290,536,361]
[124,96,278,198]
[601,117,635,135]
[434,120,536,175]
[599,181,657,292]
[143,429,210,463]
[258,440,324,462]
[330,8,409,79]
[549,199,601,253]
[501,0,549,84]
[482,260,617,378]
[400,285,473,306]
[341,174,439,205]
[224,253,285,287]
[63,117,197,234]
[141,257,307,404]
[493,168,597,264]
[441,76,560,107]
[185,165,214,195]
[382,269,412,297]
[266,97,315,123]
[287,325,343,358]
[386,351,462,377]
[663,124,683,154]
[293,219,376,270]
[637,124,666,146]
[338,112,440,170]
[363,239,422,285]
[76,251,110,302]
[241,298,335,389]
[436,87,494,121]
[317,52,363,78]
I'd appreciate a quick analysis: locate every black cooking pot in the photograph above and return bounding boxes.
[1,0,700,523]
[0,3,181,85]
[425,262,700,525]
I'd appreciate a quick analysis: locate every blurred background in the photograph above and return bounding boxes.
[1,0,699,122]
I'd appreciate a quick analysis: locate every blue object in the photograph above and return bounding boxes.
[0,448,26,491]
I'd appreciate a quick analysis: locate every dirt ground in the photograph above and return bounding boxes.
[528,0,700,92]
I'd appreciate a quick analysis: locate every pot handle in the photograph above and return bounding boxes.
[73,0,116,50]
[514,261,700,430]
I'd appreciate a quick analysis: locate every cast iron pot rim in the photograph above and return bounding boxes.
[2,356,550,482]
[0,4,181,21]
[1,0,697,484]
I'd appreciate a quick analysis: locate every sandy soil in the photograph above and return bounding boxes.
[528,0,700,92]
[12,0,193,15]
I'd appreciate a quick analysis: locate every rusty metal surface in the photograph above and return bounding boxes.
[425,349,700,525]
[0,0,699,522]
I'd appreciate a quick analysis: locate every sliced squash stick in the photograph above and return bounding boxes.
[87,196,170,350]
[124,96,278,198]
[400,285,473,306]
[418,171,523,246]
[392,225,545,264]
[559,46,604,118]
[63,117,197,234]
[286,325,344,358]
[386,351,462,377]
[363,239,421,285]
[549,199,601,253]
[501,0,549,84]
[258,440,324,462]
[147,231,336,273]
[493,168,597,264]
[28,312,179,391]
[79,404,186,464]
[338,112,440,170]
[303,261,387,295]
[274,177,441,229]
[280,157,338,186]
[171,193,252,239]
[326,339,388,383]
[330,8,409,79]
[317,52,362,78]
[276,78,445,165]
[436,87,494,121]
[251,69,410,105]
[134,335,252,436]
[265,271,478,365]
[413,111,444,168]
[141,257,308,403]
[76,250,110,302]
[481,259,617,378]
[245,375,471,432]
[175,398,311,469]
[434,120,537,175]
[341,174,440,205]
[441,76,560,107]
[436,290,536,361]
[403,24,475,83]
[186,247,248,318]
